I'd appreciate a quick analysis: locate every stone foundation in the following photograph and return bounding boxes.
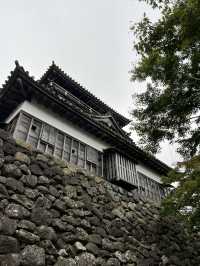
[0,129,199,265]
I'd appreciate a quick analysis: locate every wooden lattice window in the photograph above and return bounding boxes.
[11,111,103,176]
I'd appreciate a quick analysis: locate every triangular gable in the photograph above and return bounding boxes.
[89,113,128,136]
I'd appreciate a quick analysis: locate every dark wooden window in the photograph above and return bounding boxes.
[137,171,163,201]
[71,140,79,164]
[10,111,103,176]
[104,152,138,187]
[78,143,85,168]
[15,113,31,141]
[63,136,72,162]
[28,120,42,148]
[86,146,102,176]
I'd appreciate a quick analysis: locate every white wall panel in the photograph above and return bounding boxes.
[5,100,109,152]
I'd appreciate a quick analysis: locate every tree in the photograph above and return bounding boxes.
[161,155,200,231]
[132,0,200,230]
[131,0,200,158]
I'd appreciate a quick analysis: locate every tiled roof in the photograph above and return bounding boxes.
[39,62,131,127]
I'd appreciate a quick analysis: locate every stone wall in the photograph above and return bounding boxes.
[0,129,199,266]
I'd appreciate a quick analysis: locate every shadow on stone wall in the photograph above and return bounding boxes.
[0,129,199,266]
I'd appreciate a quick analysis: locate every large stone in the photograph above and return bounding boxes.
[3,164,22,178]
[64,185,77,198]
[30,164,43,176]
[40,239,57,255]
[31,207,52,225]
[21,245,45,266]
[38,175,50,185]
[18,219,36,232]
[53,199,66,212]
[34,196,52,209]
[0,216,17,235]
[86,242,99,255]
[52,219,67,231]
[24,188,39,199]
[0,199,9,210]
[75,252,96,266]
[0,254,20,266]
[74,241,86,252]
[5,204,30,219]
[112,207,125,219]
[23,175,38,188]
[0,129,14,142]
[49,185,59,197]
[63,167,74,176]
[0,183,9,198]
[16,229,40,243]
[20,164,31,175]
[76,228,89,242]
[37,225,57,241]
[55,257,77,266]
[0,158,4,168]
[11,194,33,210]
[0,235,19,254]
[3,143,17,155]
[0,175,6,184]
[36,154,48,163]
[15,152,31,165]
[6,177,24,193]
[106,258,121,266]
[88,234,102,246]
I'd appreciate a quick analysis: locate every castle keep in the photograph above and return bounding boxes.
[0,61,170,202]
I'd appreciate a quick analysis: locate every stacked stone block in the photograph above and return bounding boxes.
[0,129,199,266]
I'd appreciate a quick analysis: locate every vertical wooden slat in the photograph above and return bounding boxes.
[37,123,44,150]
[62,136,66,160]
[131,160,134,185]
[13,112,21,139]
[109,154,112,180]
[77,142,80,165]
[112,153,116,179]
[69,139,73,163]
[115,153,118,180]
[128,159,131,183]
[119,155,122,181]
[135,166,140,189]
[25,117,33,143]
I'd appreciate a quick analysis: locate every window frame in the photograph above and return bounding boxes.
[11,111,103,176]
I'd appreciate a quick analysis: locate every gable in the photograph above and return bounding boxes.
[39,62,131,128]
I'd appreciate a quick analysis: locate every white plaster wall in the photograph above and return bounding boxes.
[6,100,163,182]
[5,100,109,152]
[136,162,162,183]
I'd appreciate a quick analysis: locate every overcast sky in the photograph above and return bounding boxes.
[0,0,179,166]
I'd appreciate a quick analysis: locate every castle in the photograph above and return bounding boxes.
[0,61,170,202]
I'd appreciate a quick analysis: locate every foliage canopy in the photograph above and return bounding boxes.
[161,155,200,231]
[132,0,200,230]
[132,0,200,158]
